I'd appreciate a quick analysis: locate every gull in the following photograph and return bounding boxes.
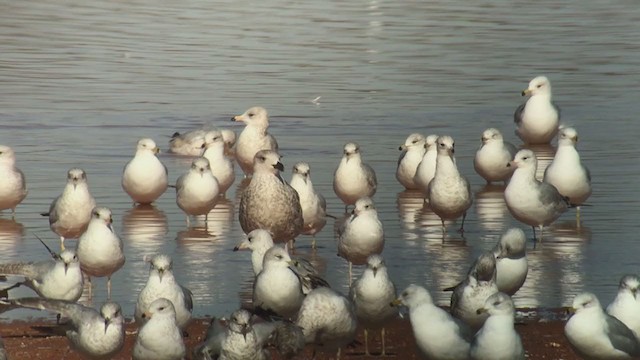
[192,317,227,360]
[4,297,125,359]
[470,292,525,360]
[42,168,96,250]
[427,135,473,233]
[175,157,220,226]
[76,207,125,300]
[565,292,640,359]
[607,275,640,340]
[504,149,569,241]
[231,106,279,176]
[543,126,592,223]
[473,128,517,184]
[169,130,206,156]
[290,162,328,248]
[333,142,377,211]
[492,228,528,296]
[203,130,235,196]
[135,254,194,331]
[349,255,397,356]
[253,246,305,319]
[448,252,499,330]
[239,150,303,244]
[413,134,439,195]
[396,133,427,190]
[295,287,357,359]
[392,284,472,359]
[133,298,186,360]
[122,138,168,205]
[0,245,83,302]
[514,75,560,144]
[0,145,28,218]
[219,309,271,360]
[268,320,306,359]
[336,197,384,283]
[233,229,275,276]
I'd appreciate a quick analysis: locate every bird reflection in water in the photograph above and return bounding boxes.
[396,190,424,240]
[0,218,25,259]
[121,204,168,254]
[474,184,509,233]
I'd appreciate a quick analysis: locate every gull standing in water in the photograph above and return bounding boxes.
[396,133,426,190]
[470,292,525,360]
[203,130,235,196]
[474,128,517,184]
[514,75,560,144]
[337,197,384,284]
[0,145,27,218]
[3,298,125,359]
[135,254,193,331]
[492,228,528,296]
[413,134,439,195]
[392,284,472,360]
[233,229,275,276]
[76,207,125,300]
[607,275,640,340]
[133,298,186,360]
[122,138,168,205]
[349,255,397,356]
[427,136,473,234]
[544,127,592,223]
[253,247,305,319]
[175,157,220,226]
[565,292,640,359]
[231,106,278,176]
[239,150,303,244]
[504,149,568,241]
[290,162,328,248]
[333,142,377,211]
[42,168,96,251]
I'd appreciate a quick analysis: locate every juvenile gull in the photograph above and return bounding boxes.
[169,130,206,156]
[492,228,528,296]
[470,292,525,360]
[504,149,568,240]
[413,134,439,195]
[448,252,499,330]
[295,287,357,358]
[192,317,227,360]
[607,275,640,340]
[0,248,83,302]
[203,130,235,196]
[544,127,592,222]
[239,150,303,244]
[232,106,279,176]
[122,138,168,205]
[135,254,194,330]
[219,309,271,360]
[175,157,220,226]
[76,207,125,300]
[233,229,275,275]
[290,162,328,248]
[392,284,472,360]
[337,197,384,283]
[474,128,517,184]
[333,142,377,211]
[565,292,640,359]
[42,168,96,250]
[349,254,397,356]
[396,133,427,190]
[0,145,28,217]
[514,75,560,144]
[5,297,125,359]
[133,298,186,360]
[427,135,473,233]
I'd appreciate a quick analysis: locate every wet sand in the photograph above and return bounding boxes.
[0,314,580,359]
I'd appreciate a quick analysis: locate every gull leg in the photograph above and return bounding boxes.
[11,208,16,220]
[531,226,537,242]
[381,327,387,356]
[458,212,467,233]
[107,276,112,300]
[337,347,341,360]
[539,225,544,242]
[576,206,581,229]
[348,262,353,287]
[364,328,370,356]
[87,276,93,301]
[311,235,317,250]
[60,236,66,251]
[186,216,191,227]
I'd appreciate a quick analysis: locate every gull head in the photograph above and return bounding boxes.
[232,106,269,128]
[67,168,88,190]
[147,254,173,283]
[342,142,361,161]
[221,129,237,149]
[292,162,310,183]
[229,309,253,340]
[352,197,376,216]
[495,228,527,259]
[481,128,504,145]
[142,297,176,320]
[101,302,124,333]
[233,229,274,252]
[425,134,439,151]
[436,135,455,158]
[508,149,537,170]
[191,157,211,177]
[204,130,225,149]
[392,284,433,309]
[522,75,552,97]
[476,292,514,316]
[571,292,601,314]
[59,249,79,275]
[0,145,17,166]
[263,246,293,269]
[253,150,284,174]
[92,207,113,231]
[136,138,160,155]
[472,252,497,282]
[619,275,640,298]
[399,133,425,151]
[366,254,386,278]
[558,127,579,147]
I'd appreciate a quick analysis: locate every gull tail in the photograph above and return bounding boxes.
[40,212,50,217]
[168,184,177,188]
[442,284,457,292]
[0,263,33,277]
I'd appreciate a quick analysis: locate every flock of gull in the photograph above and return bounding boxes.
[0,75,637,360]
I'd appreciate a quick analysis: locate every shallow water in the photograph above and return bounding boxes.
[1,0,639,319]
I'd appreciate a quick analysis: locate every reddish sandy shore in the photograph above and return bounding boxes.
[0,314,580,359]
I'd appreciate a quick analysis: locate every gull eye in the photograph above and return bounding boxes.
[411,140,418,144]
[537,84,542,88]
[248,112,254,117]
[159,307,165,311]
[402,291,408,297]
[276,255,283,260]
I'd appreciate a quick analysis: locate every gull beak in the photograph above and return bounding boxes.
[274,162,284,172]
[73,179,78,190]
[142,311,152,319]
[104,318,110,333]
[241,324,249,341]
[476,307,488,315]
[507,160,517,168]
[287,259,298,267]
[233,240,250,251]
[64,263,69,275]
[372,267,378,277]
[154,147,160,154]
[390,298,403,307]
[522,88,531,96]
[107,217,114,232]
[573,135,579,143]
[302,174,308,184]
[481,136,489,145]
[566,307,576,315]
[399,145,406,151]
[232,115,242,122]
[158,269,164,283]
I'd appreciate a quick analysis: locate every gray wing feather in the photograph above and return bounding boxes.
[268,134,279,151]
[11,298,97,326]
[606,314,640,356]
[363,164,378,191]
[552,101,561,120]
[0,261,50,281]
[514,103,526,125]
[47,196,60,225]
[538,182,566,207]
[193,317,226,360]
[181,285,194,312]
